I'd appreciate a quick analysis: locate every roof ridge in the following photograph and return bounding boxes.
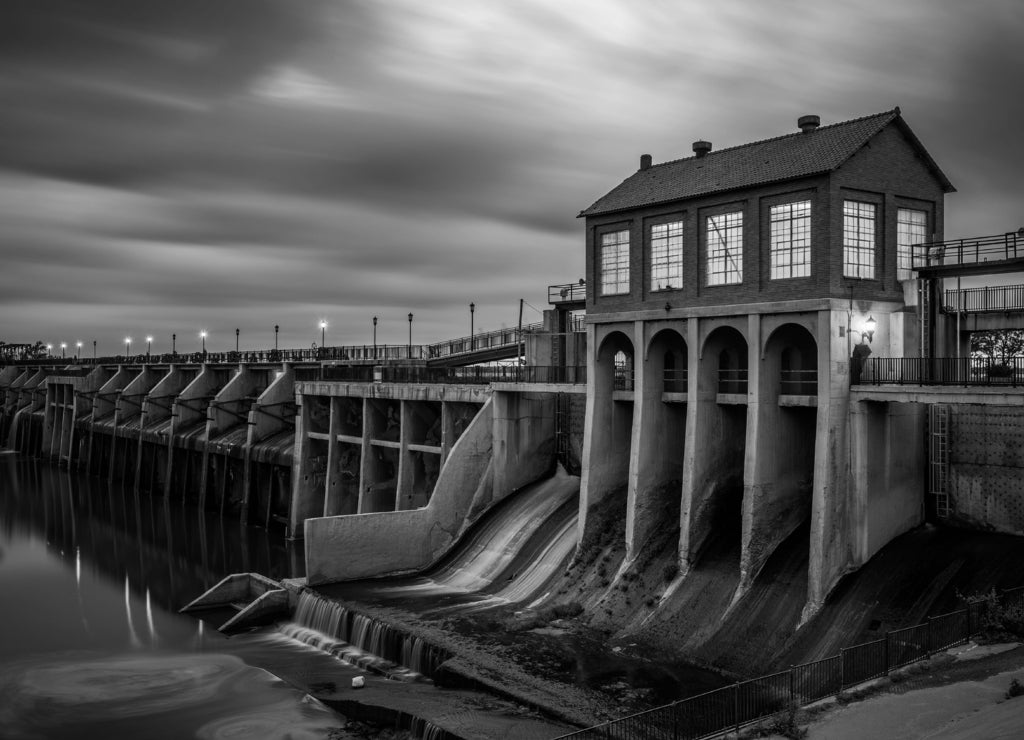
[645,108,899,170]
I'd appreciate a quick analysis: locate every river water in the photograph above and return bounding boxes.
[0,452,351,740]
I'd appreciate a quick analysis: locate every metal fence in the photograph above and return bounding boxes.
[555,587,1024,740]
[718,369,748,394]
[912,230,1024,269]
[860,357,1024,387]
[321,364,587,385]
[943,284,1024,313]
[780,369,817,395]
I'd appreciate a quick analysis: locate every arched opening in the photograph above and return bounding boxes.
[686,325,749,566]
[580,330,636,551]
[625,328,688,561]
[742,322,819,586]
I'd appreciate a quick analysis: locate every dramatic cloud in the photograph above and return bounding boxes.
[1,0,1022,351]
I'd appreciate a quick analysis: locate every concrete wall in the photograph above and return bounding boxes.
[948,404,1024,534]
[303,398,495,583]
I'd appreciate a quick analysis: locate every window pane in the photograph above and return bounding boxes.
[770,200,811,279]
[600,230,630,295]
[706,212,743,285]
[897,208,927,281]
[843,201,875,279]
[651,220,684,291]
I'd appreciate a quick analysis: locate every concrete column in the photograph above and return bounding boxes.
[624,321,686,565]
[578,324,634,548]
[805,309,853,618]
[288,395,328,539]
[395,399,415,510]
[492,390,556,500]
[323,397,343,516]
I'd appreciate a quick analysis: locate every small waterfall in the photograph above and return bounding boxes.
[280,591,449,681]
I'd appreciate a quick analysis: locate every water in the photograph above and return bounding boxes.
[0,453,348,740]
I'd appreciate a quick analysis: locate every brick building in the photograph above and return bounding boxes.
[575,109,955,615]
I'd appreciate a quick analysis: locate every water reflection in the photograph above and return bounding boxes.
[0,455,303,619]
[0,455,329,740]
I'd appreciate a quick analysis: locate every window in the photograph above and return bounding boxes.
[706,211,743,285]
[897,208,927,280]
[770,201,811,279]
[843,201,875,278]
[599,229,630,295]
[650,220,683,291]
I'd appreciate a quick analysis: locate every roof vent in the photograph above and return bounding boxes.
[640,153,652,170]
[798,115,820,133]
[692,140,712,158]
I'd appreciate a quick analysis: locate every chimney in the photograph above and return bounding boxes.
[692,140,712,158]
[798,114,820,133]
[640,153,652,170]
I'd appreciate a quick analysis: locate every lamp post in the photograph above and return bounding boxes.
[319,320,327,349]
[172,333,176,354]
[93,340,97,360]
[60,342,66,359]
[76,341,82,361]
[407,312,413,359]
[200,331,207,356]
[46,344,52,358]
[372,316,378,358]
[274,325,279,351]
[235,328,240,353]
[125,337,131,357]
[146,336,153,358]
[470,302,475,347]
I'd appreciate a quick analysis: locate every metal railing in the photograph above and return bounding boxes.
[780,369,817,396]
[322,364,586,385]
[664,368,688,393]
[718,369,748,395]
[942,284,1024,313]
[549,281,587,304]
[613,369,634,391]
[556,587,1024,740]
[859,357,1024,387]
[912,231,1024,270]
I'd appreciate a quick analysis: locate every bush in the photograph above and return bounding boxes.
[961,589,1024,641]
[747,702,807,739]
[1007,678,1024,699]
[988,363,1014,378]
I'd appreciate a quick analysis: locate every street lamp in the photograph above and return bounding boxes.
[46,343,52,358]
[125,337,132,357]
[200,331,207,355]
[319,320,327,348]
[235,328,240,352]
[93,340,97,359]
[372,316,378,358]
[146,336,153,357]
[172,333,177,354]
[470,302,475,346]
[60,342,66,359]
[274,325,279,351]
[407,312,413,358]
[76,341,82,360]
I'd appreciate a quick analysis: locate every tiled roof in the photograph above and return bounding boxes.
[579,109,954,217]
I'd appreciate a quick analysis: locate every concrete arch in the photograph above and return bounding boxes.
[698,318,748,360]
[647,328,688,394]
[701,326,748,396]
[740,321,818,592]
[579,328,636,552]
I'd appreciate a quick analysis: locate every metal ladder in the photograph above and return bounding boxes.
[929,404,950,518]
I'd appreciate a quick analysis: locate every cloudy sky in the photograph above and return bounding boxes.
[1,0,1022,354]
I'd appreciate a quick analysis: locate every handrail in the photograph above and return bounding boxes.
[942,284,1024,313]
[556,587,1024,739]
[912,230,1024,269]
[859,357,1024,387]
[549,281,587,304]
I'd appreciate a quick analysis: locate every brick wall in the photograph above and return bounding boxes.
[584,122,946,317]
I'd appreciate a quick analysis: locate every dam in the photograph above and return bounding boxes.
[4,109,1024,737]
